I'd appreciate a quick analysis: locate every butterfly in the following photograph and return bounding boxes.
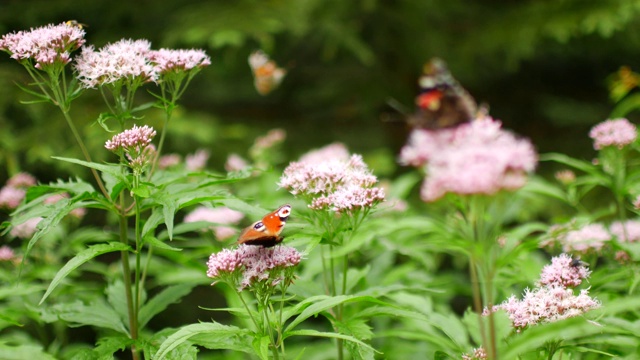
[248,50,286,95]
[409,57,479,129]
[65,20,88,29]
[237,204,291,247]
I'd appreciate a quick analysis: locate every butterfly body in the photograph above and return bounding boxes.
[237,204,291,247]
[410,58,478,129]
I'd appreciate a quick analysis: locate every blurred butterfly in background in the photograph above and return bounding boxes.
[409,57,481,129]
[237,204,291,247]
[65,20,88,29]
[248,50,286,95]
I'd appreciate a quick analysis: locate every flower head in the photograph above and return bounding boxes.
[280,145,385,213]
[74,39,155,88]
[148,48,211,76]
[6,172,36,188]
[610,220,640,242]
[0,22,85,69]
[538,253,591,288]
[554,169,576,185]
[184,206,245,240]
[206,244,302,290]
[589,118,637,150]
[157,153,181,169]
[494,285,600,331]
[400,117,537,202]
[185,149,210,171]
[0,246,15,261]
[10,217,42,239]
[225,153,249,172]
[105,125,156,152]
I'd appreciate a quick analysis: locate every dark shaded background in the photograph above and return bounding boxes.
[1,0,639,182]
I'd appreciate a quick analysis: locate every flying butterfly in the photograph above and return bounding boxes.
[65,20,88,29]
[409,57,479,129]
[237,204,291,247]
[248,50,286,95]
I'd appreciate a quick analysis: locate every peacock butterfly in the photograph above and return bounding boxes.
[237,204,291,247]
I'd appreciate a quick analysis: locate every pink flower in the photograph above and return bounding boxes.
[74,39,155,88]
[0,186,26,209]
[0,22,85,69]
[105,125,156,152]
[206,244,302,289]
[250,128,286,156]
[538,253,591,288]
[554,169,576,185]
[184,206,245,240]
[496,286,600,331]
[589,118,637,150]
[148,48,211,75]
[462,348,488,360]
[6,172,36,188]
[44,193,86,219]
[157,153,181,169]
[185,149,209,171]
[400,117,537,202]
[562,223,611,254]
[0,245,15,261]
[299,142,350,164]
[225,154,249,172]
[280,145,385,213]
[610,220,640,242]
[10,217,42,239]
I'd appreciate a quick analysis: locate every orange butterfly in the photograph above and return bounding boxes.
[248,50,286,95]
[237,204,291,247]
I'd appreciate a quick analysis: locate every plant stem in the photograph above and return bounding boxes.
[118,194,138,360]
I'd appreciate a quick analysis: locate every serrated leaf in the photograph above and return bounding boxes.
[284,329,378,354]
[0,344,56,360]
[43,298,128,334]
[251,335,270,360]
[40,242,131,304]
[153,322,254,360]
[143,235,182,252]
[138,284,195,329]
[284,295,388,333]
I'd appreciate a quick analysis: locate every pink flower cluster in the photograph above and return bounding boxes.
[0,172,36,209]
[609,220,640,242]
[105,125,156,152]
[538,253,590,288]
[0,22,85,69]
[399,117,537,202]
[75,39,156,88]
[589,118,637,150]
[148,48,211,75]
[184,206,245,240]
[206,244,302,290]
[0,245,16,261]
[279,143,385,212]
[10,217,42,239]
[489,254,600,331]
[542,222,612,255]
[462,347,487,360]
[185,149,210,171]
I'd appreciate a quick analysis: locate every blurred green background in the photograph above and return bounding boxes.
[1,0,639,182]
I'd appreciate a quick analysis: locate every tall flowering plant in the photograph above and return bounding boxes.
[400,116,538,358]
[0,22,219,360]
[279,143,385,359]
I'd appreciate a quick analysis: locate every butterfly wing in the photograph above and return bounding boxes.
[237,204,291,247]
[410,58,477,129]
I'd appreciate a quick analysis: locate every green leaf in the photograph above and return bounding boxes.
[132,184,151,198]
[251,335,270,360]
[0,343,56,360]
[284,295,388,333]
[138,284,196,329]
[97,112,117,132]
[144,235,182,252]
[154,323,254,360]
[284,329,378,354]
[42,298,129,335]
[52,156,127,184]
[40,242,131,304]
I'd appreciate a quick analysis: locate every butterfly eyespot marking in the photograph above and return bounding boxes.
[237,204,292,247]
